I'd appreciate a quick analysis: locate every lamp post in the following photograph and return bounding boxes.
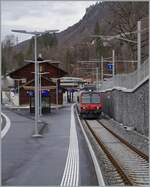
[12,29,59,137]
[56,79,59,111]
[32,61,58,116]
[112,50,115,77]
[137,21,141,81]
[96,64,99,91]
[101,56,104,82]
[29,59,51,121]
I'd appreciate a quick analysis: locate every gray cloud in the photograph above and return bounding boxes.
[2,1,95,42]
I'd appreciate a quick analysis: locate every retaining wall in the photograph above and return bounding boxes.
[101,80,149,136]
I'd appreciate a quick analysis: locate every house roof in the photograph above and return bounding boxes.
[21,76,56,90]
[7,61,67,77]
[20,76,54,87]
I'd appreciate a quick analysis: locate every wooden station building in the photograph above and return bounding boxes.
[8,61,67,111]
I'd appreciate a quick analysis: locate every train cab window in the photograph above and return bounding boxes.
[91,94,100,103]
[81,94,90,103]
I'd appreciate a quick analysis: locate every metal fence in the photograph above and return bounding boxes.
[99,59,149,91]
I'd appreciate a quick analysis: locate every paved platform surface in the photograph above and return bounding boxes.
[2,104,98,186]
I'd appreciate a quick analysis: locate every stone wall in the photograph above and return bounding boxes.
[101,80,149,136]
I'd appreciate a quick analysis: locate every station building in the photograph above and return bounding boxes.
[7,61,67,109]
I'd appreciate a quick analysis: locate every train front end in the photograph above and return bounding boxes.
[79,91,102,119]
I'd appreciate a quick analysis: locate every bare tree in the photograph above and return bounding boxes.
[106,2,148,60]
[2,35,24,74]
[104,2,148,73]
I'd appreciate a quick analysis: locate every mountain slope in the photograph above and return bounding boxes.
[3,1,148,76]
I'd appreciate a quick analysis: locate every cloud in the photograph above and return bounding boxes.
[1,1,95,42]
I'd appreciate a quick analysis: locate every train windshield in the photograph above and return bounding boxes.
[81,94,90,103]
[91,94,100,103]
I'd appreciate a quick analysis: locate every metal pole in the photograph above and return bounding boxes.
[96,65,99,91]
[137,21,141,82]
[37,63,39,121]
[56,79,59,111]
[40,73,42,116]
[11,29,59,138]
[101,56,104,82]
[112,49,115,77]
[18,80,20,106]
[33,34,39,136]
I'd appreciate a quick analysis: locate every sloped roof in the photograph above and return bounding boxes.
[21,76,56,90]
[7,61,67,77]
[20,76,54,87]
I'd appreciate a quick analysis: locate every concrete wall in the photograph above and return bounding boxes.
[101,80,149,136]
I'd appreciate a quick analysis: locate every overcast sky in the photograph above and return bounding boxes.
[2,1,97,42]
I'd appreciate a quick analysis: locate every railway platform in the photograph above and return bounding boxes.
[2,104,98,186]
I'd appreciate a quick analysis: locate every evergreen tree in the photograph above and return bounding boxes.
[26,33,58,58]
[38,33,58,49]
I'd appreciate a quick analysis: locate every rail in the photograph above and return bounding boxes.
[84,119,149,185]
[84,120,133,185]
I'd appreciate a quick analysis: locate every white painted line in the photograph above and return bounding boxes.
[61,147,71,185]
[1,113,11,139]
[75,107,105,186]
[60,104,79,186]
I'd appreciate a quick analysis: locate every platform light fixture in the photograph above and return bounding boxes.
[12,29,59,137]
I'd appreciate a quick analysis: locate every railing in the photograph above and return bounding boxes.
[99,59,149,91]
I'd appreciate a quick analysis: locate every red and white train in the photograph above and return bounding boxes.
[77,91,102,119]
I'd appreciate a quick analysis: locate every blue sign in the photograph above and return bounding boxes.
[27,90,49,96]
[107,64,113,71]
[41,90,49,96]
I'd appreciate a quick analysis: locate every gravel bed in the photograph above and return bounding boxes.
[100,114,149,156]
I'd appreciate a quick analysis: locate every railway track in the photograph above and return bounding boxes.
[83,119,149,186]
